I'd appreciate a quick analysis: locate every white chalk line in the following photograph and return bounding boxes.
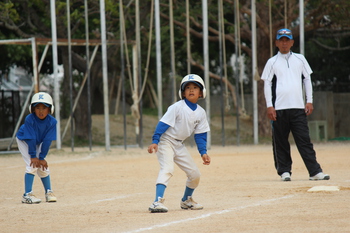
[92,193,144,204]
[5,192,144,210]
[5,152,99,169]
[122,195,295,233]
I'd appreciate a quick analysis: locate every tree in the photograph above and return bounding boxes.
[0,0,123,140]
[157,0,350,136]
[1,0,350,143]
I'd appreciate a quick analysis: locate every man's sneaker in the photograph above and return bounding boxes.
[281,172,291,181]
[22,192,41,204]
[309,172,330,181]
[149,197,168,213]
[45,190,57,202]
[180,196,203,210]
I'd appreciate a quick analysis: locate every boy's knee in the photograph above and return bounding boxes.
[37,169,50,178]
[26,167,37,175]
[187,170,201,188]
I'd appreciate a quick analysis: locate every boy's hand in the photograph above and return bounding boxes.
[30,158,40,168]
[148,143,158,154]
[39,159,48,170]
[202,154,211,165]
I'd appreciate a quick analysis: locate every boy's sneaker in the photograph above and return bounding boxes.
[281,172,291,181]
[309,172,330,181]
[180,196,203,210]
[45,190,57,202]
[149,197,168,213]
[22,192,41,204]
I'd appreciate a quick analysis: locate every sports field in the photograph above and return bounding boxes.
[1,142,349,233]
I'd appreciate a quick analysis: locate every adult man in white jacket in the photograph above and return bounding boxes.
[261,28,330,182]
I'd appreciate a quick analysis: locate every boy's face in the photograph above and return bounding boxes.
[33,103,50,120]
[182,82,202,103]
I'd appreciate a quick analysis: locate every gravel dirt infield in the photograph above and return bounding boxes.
[1,142,349,233]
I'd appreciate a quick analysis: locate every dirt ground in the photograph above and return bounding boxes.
[1,142,350,233]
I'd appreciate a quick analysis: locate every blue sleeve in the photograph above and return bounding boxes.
[194,132,207,156]
[152,121,170,144]
[39,140,52,160]
[41,117,57,141]
[16,114,36,140]
[24,139,37,158]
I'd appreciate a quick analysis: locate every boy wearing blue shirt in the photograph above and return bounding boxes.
[16,92,57,204]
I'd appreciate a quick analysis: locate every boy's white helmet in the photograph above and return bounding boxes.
[29,92,54,113]
[178,74,207,99]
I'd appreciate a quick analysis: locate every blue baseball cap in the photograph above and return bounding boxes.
[276,28,293,40]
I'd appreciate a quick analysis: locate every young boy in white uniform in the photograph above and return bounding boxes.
[147,74,211,213]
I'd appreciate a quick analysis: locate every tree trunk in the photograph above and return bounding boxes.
[60,48,90,140]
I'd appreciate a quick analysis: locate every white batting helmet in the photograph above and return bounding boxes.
[178,74,207,99]
[29,92,54,113]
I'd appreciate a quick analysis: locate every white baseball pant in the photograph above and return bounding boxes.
[156,135,201,189]
[16,138,50,177]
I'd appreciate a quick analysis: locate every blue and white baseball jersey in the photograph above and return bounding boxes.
[17,113,57,159]
[159,99,210,141]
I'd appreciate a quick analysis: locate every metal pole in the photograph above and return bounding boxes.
[252,0,258,144]
[269,0,273,57]
[99,0,110,151]
[218,0,225,146]
[132,44,139,145]
[234,0,240,146]
[284,0,287,28]
[67,0,74,151]
[85,0,92,150]
[202,0,211,148]
[299,0,305,54]
[155,0,163,119]
[169,0,176,103]
[136,0,143,148]
[186,0,191,74]
[119,0,127,150]
[50,0,61,149]
[31,38,39,93]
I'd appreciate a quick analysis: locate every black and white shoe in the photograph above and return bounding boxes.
[22,192,41,204]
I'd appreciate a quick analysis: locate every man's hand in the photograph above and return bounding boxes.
[267,107,277,121]
[305,103,314,116]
